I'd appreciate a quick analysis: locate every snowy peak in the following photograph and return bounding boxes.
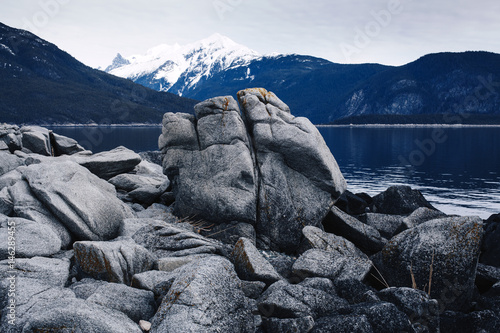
[105,34,261,95]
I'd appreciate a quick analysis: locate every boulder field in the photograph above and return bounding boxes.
[0,88,499,332]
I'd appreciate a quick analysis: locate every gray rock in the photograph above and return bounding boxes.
[335,279,376,305]
[131,270,176,292]
[22,160,133,241]
[371,185,436,215]
[0,216,61,259]
[0,125,22,152]
[238,88,346,252]
[118,218,168,237]
[0,167,24,189]
[0,257,70,287]
[109,173,167,192]
[8,179,73,247]
[377,287,439,333]
[338,302,413,333]
[71,279,157,323]
[74,237,156,284]
[0,151,24,176]
[157,254,212,272]
[2,278,143,333]
[441,310,500,333]
[127,184,164,205]
[160,98,258,225]
[242,280,266,299]
[232,237,282,285]
[372,216,483,312]
[135,157,163,174]
[132,223,223,258]
[292,248,372,282]
[201,221,256,246]
[476,263,500,293]
[334,190,370,215]
[257,280,348,319]
[299,277,337,295]
[150,256,255,333]
[265,251,297,279]
[324,206,386,254]
[0,188,12,215]
[262,316,315,333]
[400,207,447,231]
[299,225,367,258]
[312,315,374,333]
[51,132,86,155]
[159,90,347,253]
[481,213,500,268]
[75,146,142,179]
[357,213,405,239]
[20,126,52,156]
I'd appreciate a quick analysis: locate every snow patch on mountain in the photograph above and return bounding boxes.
[106,33,262,95]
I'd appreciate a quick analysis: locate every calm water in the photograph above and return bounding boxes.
[49,126,500,219]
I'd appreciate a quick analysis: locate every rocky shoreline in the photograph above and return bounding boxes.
[1,88,499,332]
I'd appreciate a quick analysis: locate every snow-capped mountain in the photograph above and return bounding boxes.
[106,33,261,96]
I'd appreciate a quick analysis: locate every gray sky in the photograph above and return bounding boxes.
[2,0,499,68]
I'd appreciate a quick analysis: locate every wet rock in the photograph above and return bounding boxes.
[323,206,386,254]
[74,237,156,285]
[372,216,483,312]
[232,237,282,285]
[150,256,254,333]
[371,185,436,215]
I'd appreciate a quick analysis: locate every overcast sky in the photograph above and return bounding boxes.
[2,0,499,68]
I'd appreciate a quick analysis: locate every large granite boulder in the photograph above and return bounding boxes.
[74,146,142,179]
[372,216,483,312]
[20,126,52,156]
[0,151,25,176]
[0,124,22,152]
[74,237,156,285]
[22,160,133,241]
[160,97,257,224]
[159,89,346,252]
[150,256,255,332]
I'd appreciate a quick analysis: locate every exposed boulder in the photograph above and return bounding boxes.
[74,146,142,179]
[371,185,436,215]
[398,207,447,232]
[481,213,500,267]
[109,173,167,192]
[0,151,25,176]
[238,88,346,252]
[257,280,348,319]
[262,316,315,333]
[74,237,156,284]
[311,315,374,333]
[0,124,22,152]
[71,279,157,323]
[323,206,386,254]
[335,190,369,215]
[356,213,405,239]
[22,160,133,241]
[160,97,258,225]
[150,256,255,333]
[159,89,346,253]
[292,248,372,282]
[0,257,70,287]
[372,216,483,312]
[232,237,282,285]
[0,216,61,259]
[20,126,52,156]
[50,132,86,155]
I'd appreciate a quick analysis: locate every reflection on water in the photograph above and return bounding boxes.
[319,126,500,218]
[50,126,500,219]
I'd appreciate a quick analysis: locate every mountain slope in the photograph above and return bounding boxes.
[0,22,197,125]
[107,33,261,96]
